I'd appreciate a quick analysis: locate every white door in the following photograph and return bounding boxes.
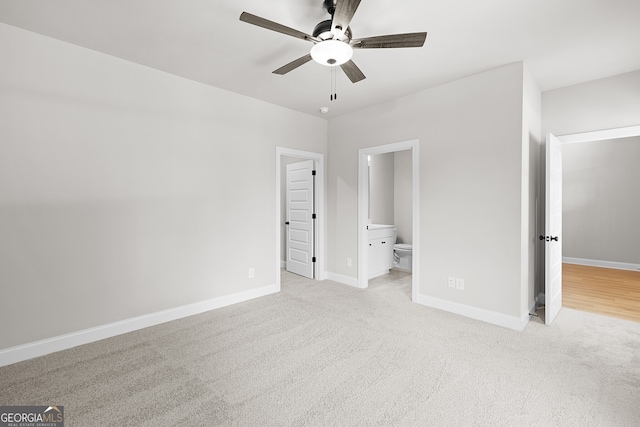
[286,160,315,279]
[544,133,563,325]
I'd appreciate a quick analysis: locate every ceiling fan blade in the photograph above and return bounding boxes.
[240,12,318,43]
[273,54,313,75]
[340,60,366,83]
[331,0,362,36]
[351,32,427,49]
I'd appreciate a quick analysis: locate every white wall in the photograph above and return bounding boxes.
[394,150,413,244]
[368,153,394,225]
[328,62,530,322]
[0,23,327,350]
[542,70,640,137]
[563,137,640,264]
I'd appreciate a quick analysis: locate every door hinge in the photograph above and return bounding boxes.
[312,170,316,176]
[312,213,316,219]
[312,257,316,263]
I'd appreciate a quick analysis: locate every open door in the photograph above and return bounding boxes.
[544,133,563,324]
[286,160,315,279]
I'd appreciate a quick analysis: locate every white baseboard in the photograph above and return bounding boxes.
[325,272,361,288]
[417,294,529,331]
[0,283,279,368]
[369,269,390,280]
[563,257,640,272]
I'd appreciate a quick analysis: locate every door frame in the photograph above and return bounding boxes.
[358,139,420,302]
[276,147,325,290]
[543,124,640,322]
[557,125,640,145]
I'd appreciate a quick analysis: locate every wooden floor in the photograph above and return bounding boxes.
[563,263,640,322]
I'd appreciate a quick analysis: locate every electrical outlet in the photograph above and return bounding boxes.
[347,258,352,267]
[456,278,464,290]
[248,268,254,278]
[448,276,456,288]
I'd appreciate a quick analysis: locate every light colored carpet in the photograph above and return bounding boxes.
[1,269,639,426]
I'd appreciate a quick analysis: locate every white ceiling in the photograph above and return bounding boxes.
[1,0,639,118]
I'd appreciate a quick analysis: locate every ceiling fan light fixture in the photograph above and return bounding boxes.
[310,40,353,66]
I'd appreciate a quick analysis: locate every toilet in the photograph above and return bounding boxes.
[393,243,413,271]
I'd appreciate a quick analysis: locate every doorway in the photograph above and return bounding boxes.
[358,139,419,302]
[543,125,640,324]
[276,147,325,291]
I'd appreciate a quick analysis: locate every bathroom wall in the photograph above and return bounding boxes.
[394,150,413,244]
[563,136,640,264]
[368,153,394,225]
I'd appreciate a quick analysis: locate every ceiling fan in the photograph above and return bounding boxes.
[240,0,427,83]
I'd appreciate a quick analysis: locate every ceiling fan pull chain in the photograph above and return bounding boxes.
[329,67,337,101]
[329,68,333,101]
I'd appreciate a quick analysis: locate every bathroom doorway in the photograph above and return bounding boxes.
[358,139,419,302]
[276,147,325,291]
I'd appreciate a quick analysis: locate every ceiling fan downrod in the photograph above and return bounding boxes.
[323,0,336,16]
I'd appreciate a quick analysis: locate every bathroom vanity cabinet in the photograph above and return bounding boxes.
[368,226,395,278]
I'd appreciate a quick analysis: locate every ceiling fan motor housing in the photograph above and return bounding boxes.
[313,19,351,42]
